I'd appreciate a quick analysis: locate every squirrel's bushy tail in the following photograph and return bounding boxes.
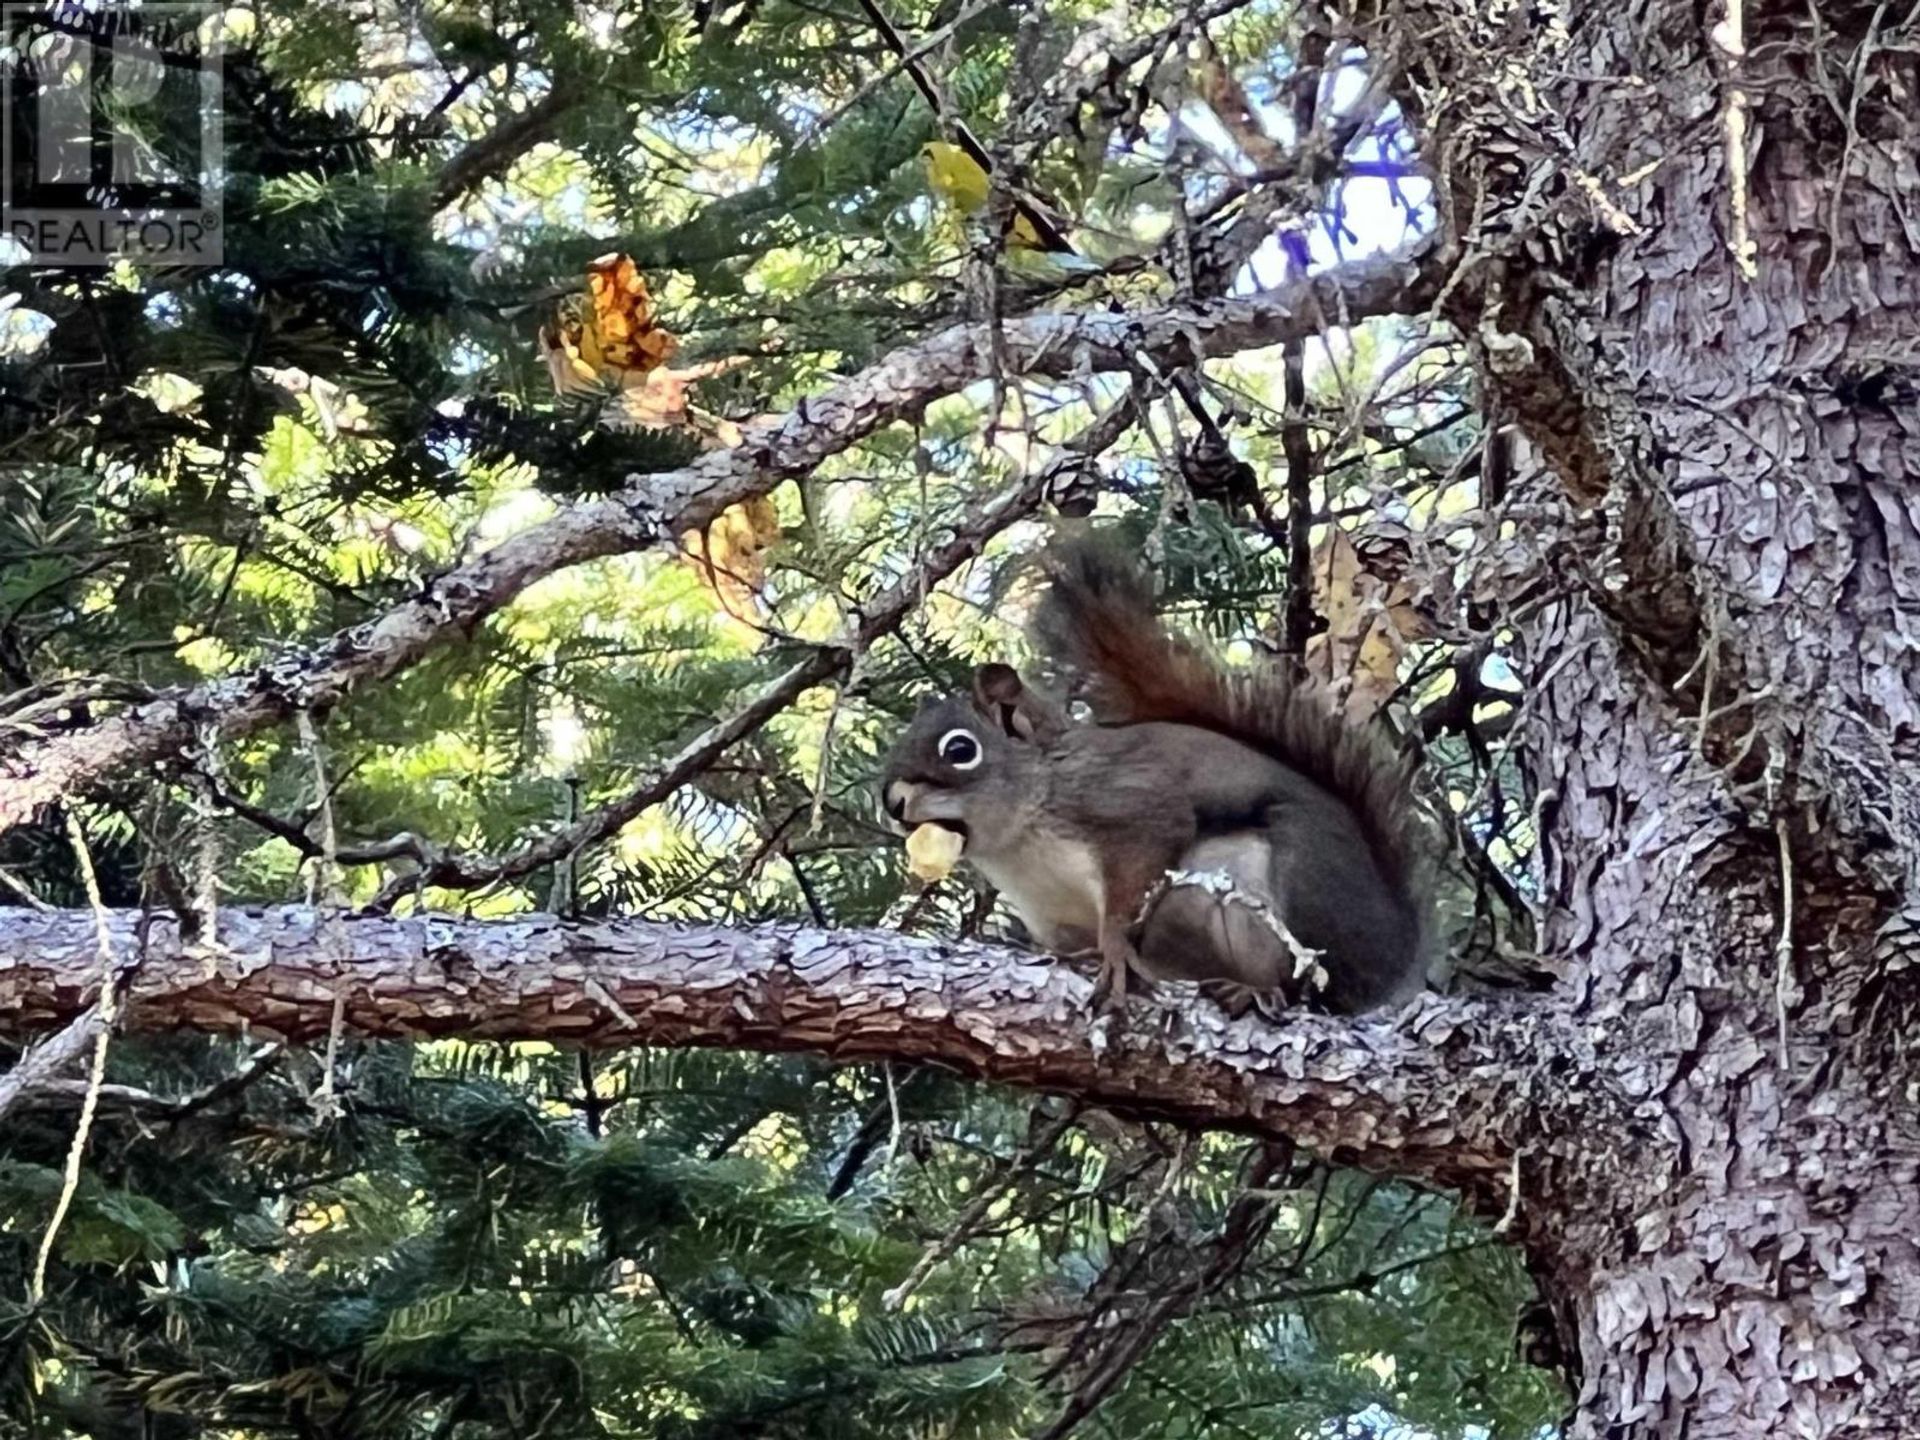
[1029,532,1430,919]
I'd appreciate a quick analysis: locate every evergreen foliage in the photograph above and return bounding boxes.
[0,0,1558,1434]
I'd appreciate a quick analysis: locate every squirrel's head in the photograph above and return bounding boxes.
[879,663,1065,852]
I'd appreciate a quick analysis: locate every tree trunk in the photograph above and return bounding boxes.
[2,2,1915,1433]
[1400,0,1920,1431]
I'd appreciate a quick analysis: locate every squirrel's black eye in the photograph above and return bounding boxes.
[937,729,982,770]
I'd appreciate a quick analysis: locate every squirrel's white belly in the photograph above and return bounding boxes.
[970,834,1104,948]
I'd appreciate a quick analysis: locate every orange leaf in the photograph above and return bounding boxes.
[540,255,752,449]
[587,253,678,375]
[541,253,679,399]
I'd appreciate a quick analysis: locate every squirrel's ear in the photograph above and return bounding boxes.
[973,664,1024,710]
[973,664,1062,743]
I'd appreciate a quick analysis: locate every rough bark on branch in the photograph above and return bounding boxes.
[0,247,1434,843]
[357,395,1140,906]
[0,904,1561,1201]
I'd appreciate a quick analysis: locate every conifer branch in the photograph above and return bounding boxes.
[0,904,1576,1203]
[433,82,586,210]
[358,395,1139,908]
[0,247,1436,843]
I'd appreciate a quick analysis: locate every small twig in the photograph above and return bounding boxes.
[312,992,347,1121]
[190,725,223,938]
[297,709,343,906]
[1697,682,1778,733]
[1818,0,1888,282]
[1033,1136,1278,1440]
[584,976,640,1030]
[0,863,52,910]
[810,652,866,835]
[1133,381,1188,563]
[1279,340,1317,665]
[0,1008,103,1121]
[167,1041,283,1120]
[882,1062,904,1178]
[12,1079,164,1110]
[1228,1236,1501,1311]
[1712,0,1759,279]
[808,0,1002,138]
[883,1107,1078,1310]
[1774,816,1797,1072]
[299,710,351,1121]
[9,1035,277,1120]
[827,1069,934,1200]
[30,813,120,1305]
[432,80,586,210]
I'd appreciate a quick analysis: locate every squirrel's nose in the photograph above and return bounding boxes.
[883,779,913,825]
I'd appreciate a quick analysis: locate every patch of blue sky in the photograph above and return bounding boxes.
[447,338,492,377]
[1481,651,1522,694]
[778,88,828,133]
[144,291,186,327]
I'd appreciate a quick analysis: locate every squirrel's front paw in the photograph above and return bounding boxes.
[1055,945,1103,979]
[1196,978,1260,1020]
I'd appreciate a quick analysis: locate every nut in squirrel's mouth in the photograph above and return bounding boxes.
[915,819,968,843]
[904,819,968,883]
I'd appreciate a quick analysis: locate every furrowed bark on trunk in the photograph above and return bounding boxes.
[1390,0,1920,1432]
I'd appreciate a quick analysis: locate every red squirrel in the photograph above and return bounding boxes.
[880,535,1433,1013]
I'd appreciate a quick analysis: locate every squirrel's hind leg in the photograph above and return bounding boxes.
[1089,848,1180,1015]
[1088,928,1151,1014]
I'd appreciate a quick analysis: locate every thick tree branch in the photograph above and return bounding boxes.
[432,83,585,210]
[0,903,1577,1203]
[0,1005,102,1119]
[359,395,1141,906]
[0,247,1436,841]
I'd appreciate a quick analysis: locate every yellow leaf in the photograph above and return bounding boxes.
[585,252,677,375]
[921,140,1076,255]
[923,141,990,214]
[540,293,604,397]
[680,493,781,637]
[1304,528,1431,720]
[541,254,754,448]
